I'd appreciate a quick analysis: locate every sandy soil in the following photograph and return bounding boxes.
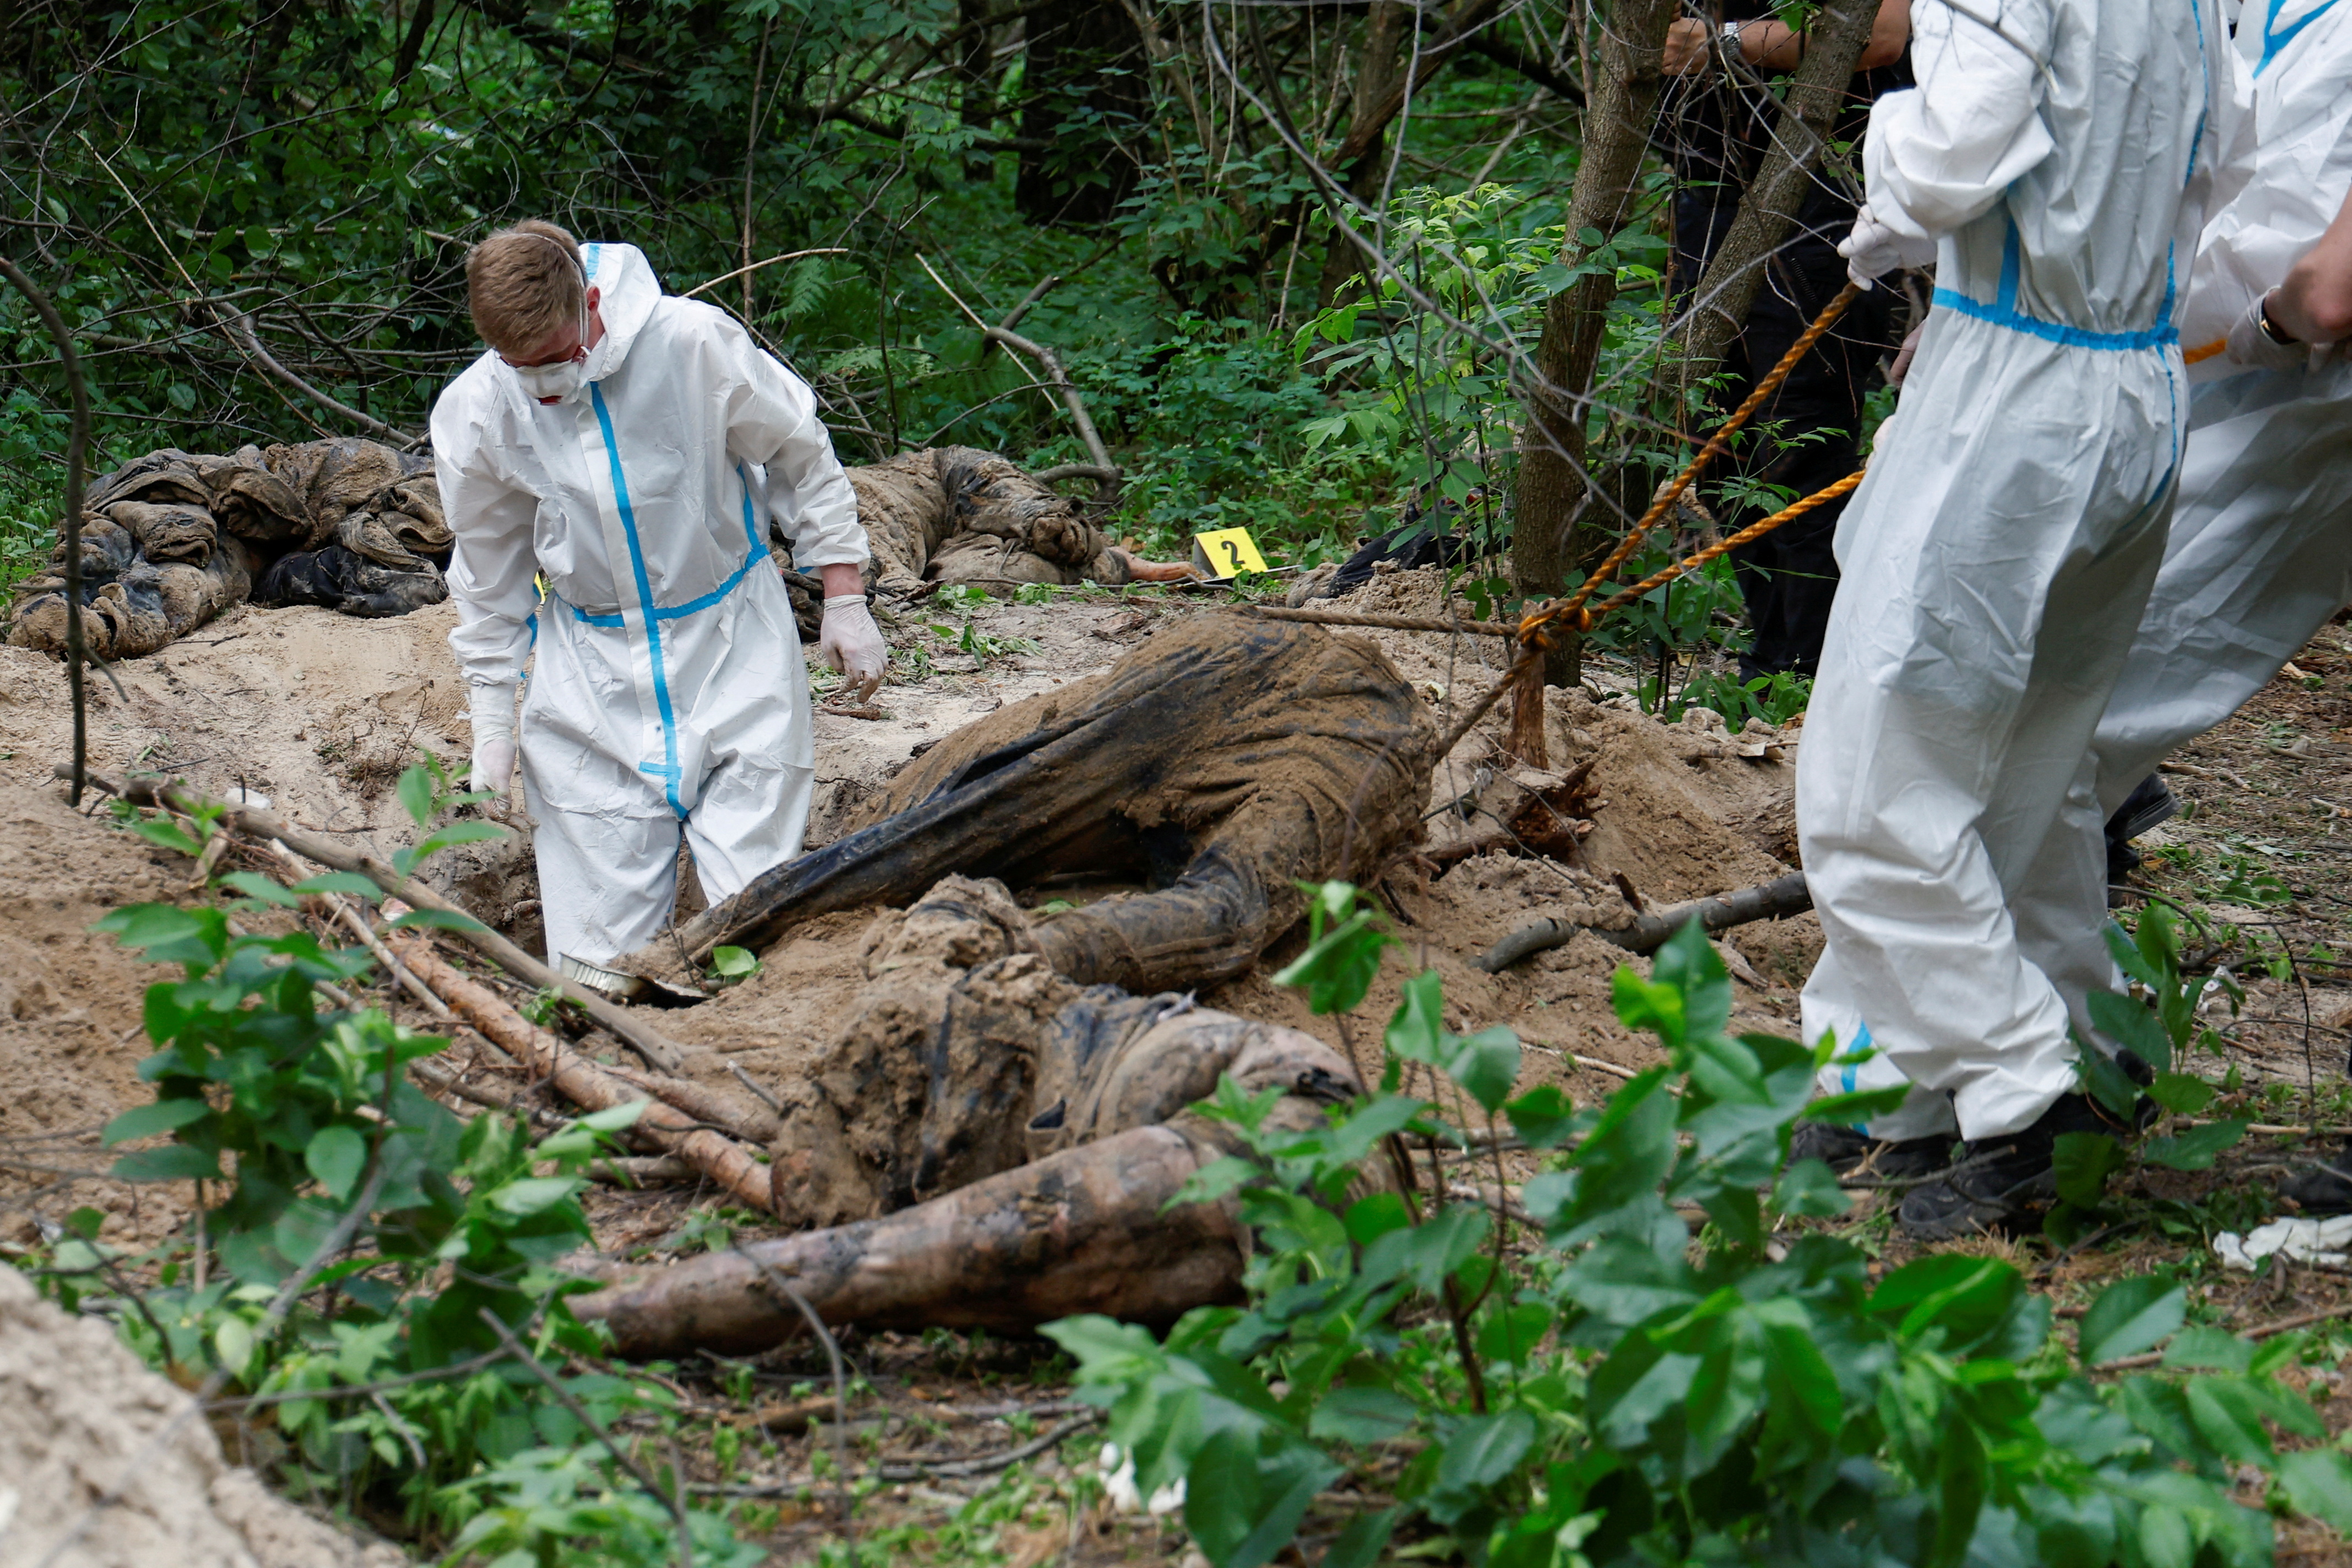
[0,1263,403,1567]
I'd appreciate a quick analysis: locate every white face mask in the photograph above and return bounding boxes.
[507,297,592,404]
[511,356,587,404]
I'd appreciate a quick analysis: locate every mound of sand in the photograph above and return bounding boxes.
[0,1263,403,1567]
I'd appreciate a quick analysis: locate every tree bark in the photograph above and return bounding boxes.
[1315,0,1507,303]
[390,937,779,1212]
[1674,0,1881,389]
[392,0,437,83]
[957,0,998,182]
[1014,0,1148,225]
[1509,0,1679,638]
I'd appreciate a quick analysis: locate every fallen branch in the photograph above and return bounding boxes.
[217,307,423,448]
[68,764,690,1073]
[687,1410,1107,1495]
[410,1053,548,1120]
[2093,1300,2352,1373]
[391,935,775,1213]
[914,254,1119,501]
[605,1062,781,1146]
[1473,871,1812,972]
[588,1155,697,1186]
[679,247,852,301]
[0,257,90,804]
[1031,462,1119,485]
[1251,605,1515,638]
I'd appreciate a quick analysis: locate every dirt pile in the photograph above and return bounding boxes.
[0,1264,403,1567]
[0,576,1812,1159]
[0,790,192,1245]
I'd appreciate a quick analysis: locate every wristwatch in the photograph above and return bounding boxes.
[1720,18,1748,58]
[2258,290,2299,346]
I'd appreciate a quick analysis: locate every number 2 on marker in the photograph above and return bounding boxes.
[1193,527,1269,579]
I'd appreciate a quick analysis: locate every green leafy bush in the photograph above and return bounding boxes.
[29,764,756,1561]
[1047,886,2352,1568]
[2048,904,2256,1236]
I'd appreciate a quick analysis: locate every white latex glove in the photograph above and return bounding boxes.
[468,680,519,796]
[1839,203,1936,290]
[817,594,888,701]
[2226,291,2335,372]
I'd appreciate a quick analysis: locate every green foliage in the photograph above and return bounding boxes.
[41,786,751,1560]
[709,945,762,981]
[1668,669,1813,729]
[2048,905,2253,1229]
[1049,894,2352,1568]
[442,1446,767,1568]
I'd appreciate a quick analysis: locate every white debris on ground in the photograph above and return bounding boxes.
[2214,1214,2352,1271]
[1098,1441,1188,1516]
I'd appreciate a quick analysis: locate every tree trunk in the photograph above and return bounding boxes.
[957,0,997,183]
[1315,0,1508,305]
[1509,0,1679,662]
[1314,0,1413,303]
[1675,0,1881,389]
[1014,0,1148,225]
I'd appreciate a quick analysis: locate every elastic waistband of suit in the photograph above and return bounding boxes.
[556,552,765,628]
[1931,288,2180,352]
[1931,220,2181,354]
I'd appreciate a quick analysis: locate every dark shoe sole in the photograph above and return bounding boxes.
[1897,1163,2057,1240]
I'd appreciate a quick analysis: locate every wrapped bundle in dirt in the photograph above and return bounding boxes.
[613,612,1438,996]
[844,444,1137,593]
[7,437,449,658]
[576,877,1382,1357]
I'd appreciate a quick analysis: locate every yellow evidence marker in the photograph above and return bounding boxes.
[1190,526,1270,579]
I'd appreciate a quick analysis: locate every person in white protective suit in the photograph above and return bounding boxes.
[432,220,890,997]
[1789,0,2237,1238]
[2031,0,2352,1207]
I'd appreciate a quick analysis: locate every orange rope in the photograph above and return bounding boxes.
[1529,279,1863,645]
[1247,285,1873,759]
[1586,467,1867,621]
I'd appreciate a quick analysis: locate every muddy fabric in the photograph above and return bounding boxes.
[8,438,449,660]
[766,875,1368,1230]
[12,437,1107,660]
[841,444,1129,593]
[618,613,1437,994]
[254,545,449,617]
[6,514,254,661]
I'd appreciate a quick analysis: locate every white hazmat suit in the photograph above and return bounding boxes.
[432,242,869,983]
[1802,0,2236,1142]
[2030,0,2352,1019]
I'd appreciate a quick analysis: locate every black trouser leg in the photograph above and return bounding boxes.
[1727,431,1859,681]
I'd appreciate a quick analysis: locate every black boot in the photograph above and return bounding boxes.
[2103,774,2179,906]
[2283,1147,2352,1213]
[1789,1121,1955,1181]
[1897,1094,2126,1240]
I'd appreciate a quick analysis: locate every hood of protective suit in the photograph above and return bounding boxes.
[577,241,663,386]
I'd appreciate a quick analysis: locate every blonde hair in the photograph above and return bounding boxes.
[465,219,586,354]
